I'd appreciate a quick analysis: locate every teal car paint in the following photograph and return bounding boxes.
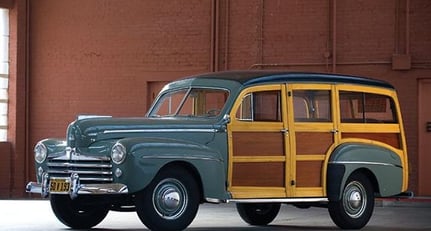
[115,135,228,198]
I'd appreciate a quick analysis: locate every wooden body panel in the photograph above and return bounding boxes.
[296,161,323,187]
[342,132,400,149]
[232,162,285,187]
[232,132,284,156]
[226,82,408,199]
[295,132,333,154]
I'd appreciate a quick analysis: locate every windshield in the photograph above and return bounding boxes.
[149,88,229,118]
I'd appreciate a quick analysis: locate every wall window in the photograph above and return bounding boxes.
[0,8,8,141]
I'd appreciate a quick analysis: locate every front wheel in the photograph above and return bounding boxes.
[328,172,374,229]
[236,203,281,226]
[50,194,109,229]
[135,167,200,231]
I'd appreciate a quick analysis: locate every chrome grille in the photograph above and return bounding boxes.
[47,155,113,183]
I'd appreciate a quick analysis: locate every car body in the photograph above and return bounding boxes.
[26,70,409,230]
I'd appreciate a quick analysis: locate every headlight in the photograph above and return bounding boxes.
[111,143,126,164]
[34,142,47,164]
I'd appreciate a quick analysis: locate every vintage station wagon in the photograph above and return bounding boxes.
[26,71,409,230]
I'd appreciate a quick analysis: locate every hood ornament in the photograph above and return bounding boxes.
[65,147,79,160]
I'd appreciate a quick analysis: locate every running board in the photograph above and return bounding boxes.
[227,197,328,203]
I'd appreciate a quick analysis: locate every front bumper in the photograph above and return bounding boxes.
[26,172,128,199]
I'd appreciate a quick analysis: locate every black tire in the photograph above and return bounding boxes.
[328,172,375,229]
[50,194,109,229]
[135,167,200,231]
[236,203,281,226]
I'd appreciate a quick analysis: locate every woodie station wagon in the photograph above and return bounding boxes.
[26,71,409,230]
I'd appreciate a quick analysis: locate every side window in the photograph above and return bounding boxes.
[339,91,397,123]
[151,88,229,117]
[293,90,331,122]
[155,89,188,115]
[177,89,228,117]
[236,90,281,122]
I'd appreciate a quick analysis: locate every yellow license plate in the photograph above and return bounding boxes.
[50,178,71,193]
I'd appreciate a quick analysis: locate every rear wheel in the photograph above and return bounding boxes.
[236,203,281,225]
[50,194,109,229]
[135,167,200,231]
[328,172,374,229]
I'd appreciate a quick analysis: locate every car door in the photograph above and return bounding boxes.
[287,84,338,197]
[227,84,291,199]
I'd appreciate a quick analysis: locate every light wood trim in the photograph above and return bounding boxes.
[229,187,286,198]
[294,122,334,131]
[296,155,326,161]
[290,84,332,90]
[336,84,398,96]
[340,123,400,132]
[233,156,286,162]
[295,187,325,197]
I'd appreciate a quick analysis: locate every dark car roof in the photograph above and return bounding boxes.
[186,70,394,89]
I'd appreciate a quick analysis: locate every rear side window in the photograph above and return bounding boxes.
[293,90,332,122]
[339,91,397,123]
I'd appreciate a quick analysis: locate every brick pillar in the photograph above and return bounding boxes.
[6,0,29,198]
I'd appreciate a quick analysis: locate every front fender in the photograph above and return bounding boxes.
[327,142,403,201]
[115,137,227,199]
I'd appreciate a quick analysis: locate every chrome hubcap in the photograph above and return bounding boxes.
[162,190,180,210]
[348,191,362,209]
[153,178,188,220]
[343,181,367,218]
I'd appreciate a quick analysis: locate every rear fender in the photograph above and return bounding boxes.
[327,142,403,201]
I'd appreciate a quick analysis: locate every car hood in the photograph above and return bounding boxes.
[67,116,225,148]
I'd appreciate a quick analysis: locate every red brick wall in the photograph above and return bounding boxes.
[410,1,431,61]
[3,0,431,197]
[29,0,212,137]
[336,0,395,62]
[263,1,330,65]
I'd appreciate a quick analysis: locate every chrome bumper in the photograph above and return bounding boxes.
[26,173,128,199]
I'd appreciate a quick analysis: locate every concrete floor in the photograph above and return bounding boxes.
[0,199,430,230]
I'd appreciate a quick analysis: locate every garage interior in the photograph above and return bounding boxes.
[0,0,430,198]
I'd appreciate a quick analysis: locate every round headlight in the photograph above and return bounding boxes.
[111,143,126,164]
[34,142,47,164]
